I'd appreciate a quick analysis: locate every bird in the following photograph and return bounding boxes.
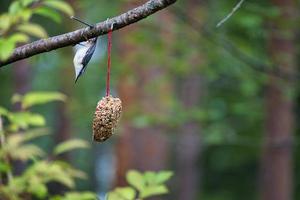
[71,16,98,83]
[73,37,97,83]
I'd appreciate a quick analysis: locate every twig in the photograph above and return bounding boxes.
[216,0,245,28]
[0,0,177,67]
[172,7,299,81]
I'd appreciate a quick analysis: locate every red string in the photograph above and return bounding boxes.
[106,29,112,97]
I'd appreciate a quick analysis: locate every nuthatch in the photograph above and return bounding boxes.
[71,16,97,83]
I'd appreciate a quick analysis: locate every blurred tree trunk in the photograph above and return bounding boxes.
[54,69,72,159]
[260,0,296,200]
[175,1,204,199]
[12,60,31,175]
[114,4,172,188]
[13,60,31,108]
[176,73,202,200]
[53,0,77,160]
[50,0,76,194]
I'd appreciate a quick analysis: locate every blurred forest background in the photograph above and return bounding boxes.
[0,0,300,199]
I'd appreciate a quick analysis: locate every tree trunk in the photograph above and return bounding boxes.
[13,60,31,109]
[260,0,296,200]
[115,63,171,186]
[175,1,204,199]
[12,60,31,175]
[114,3,172,187]
[176,73,202,200]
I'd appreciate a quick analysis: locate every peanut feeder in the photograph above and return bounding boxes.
[92,96,122,142]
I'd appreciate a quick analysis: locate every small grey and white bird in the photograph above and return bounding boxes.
[73,37,97,83]
[71,16,98,83]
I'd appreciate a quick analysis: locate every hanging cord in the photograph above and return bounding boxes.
[106,26,113,97]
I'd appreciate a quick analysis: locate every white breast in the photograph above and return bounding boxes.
[73,45,89,77]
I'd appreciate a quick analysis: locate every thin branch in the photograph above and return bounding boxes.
[216,0,245,28]
[0,0,177,67]
[172,7,300,81]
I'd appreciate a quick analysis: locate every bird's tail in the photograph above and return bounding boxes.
[75,75,80,83]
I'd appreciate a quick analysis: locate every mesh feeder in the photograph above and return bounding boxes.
[92,96,122,142]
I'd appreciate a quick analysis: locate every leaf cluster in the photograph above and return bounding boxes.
[0,91,94,200]
[107,170,173,200]
[0,0,74,60]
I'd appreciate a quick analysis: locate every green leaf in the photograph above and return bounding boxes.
[126,170,145,191]
[9,1,22,14]
[0,39,15,61]
[51,173,75,188]
[68,192,97,200]
[7,130,48,146]
[8,112,45,130]
[52,161,87,180]
[66,167,87,179]
[0,14,12,33]
[0,106,9,117]
[6,177,26,194]
[0,162,11,173]
[155,171,173,184]
[139,185,168,199]
[53,139,89,155]
[6,134,24,146]
[9,33,29,43]
[25,113,45,126]
[21,0,38,7]
[11,93,22,104]
[107,192,123,200]
[31,183,48,198]
[26,161,76,188]
[108,187,136,200]
[27,177,48,198]
[116,187,136,200]
[18,9,33,21]
[33,7,61,23]
[23,91,66,108]
[17,23,48,38]
[53,192,97,200]
[22,128,49,142]
[13,92,66,109]
[144,171,156,185]
[43,0,74,16]
[11,144,45,161]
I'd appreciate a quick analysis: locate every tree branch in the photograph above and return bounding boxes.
[0,0,177,67]
[171,6,300,81]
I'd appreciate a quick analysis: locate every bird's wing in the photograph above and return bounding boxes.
[74,38,98,83]
[82,38,97,70]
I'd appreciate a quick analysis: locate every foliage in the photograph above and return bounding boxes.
[0,0,74,60]
[0,92,95,200]
[12,92,67,110]
[107,170,173,200]
[50,192,97,200]
[54,139,89,156]
[1,0,299,199]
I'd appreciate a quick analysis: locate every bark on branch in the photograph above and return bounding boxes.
[0,0,176,67]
